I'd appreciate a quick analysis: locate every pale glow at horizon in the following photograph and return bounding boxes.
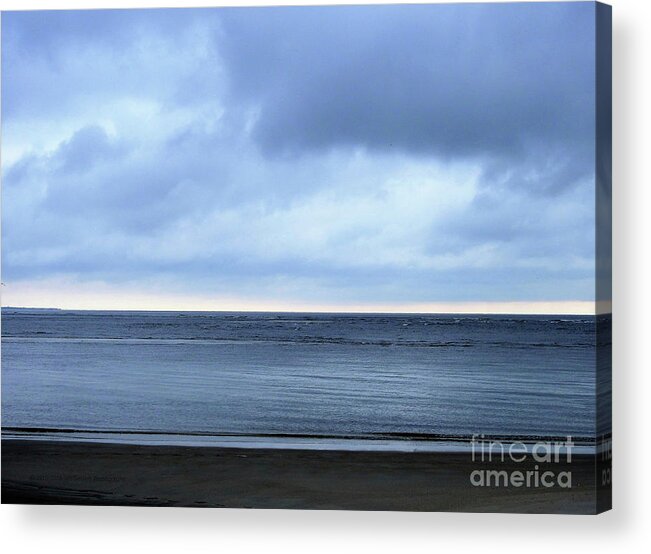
[1,280,596,315]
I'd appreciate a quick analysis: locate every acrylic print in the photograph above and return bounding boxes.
[1,2,612,513]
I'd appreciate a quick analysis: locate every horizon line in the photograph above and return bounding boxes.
[1,304,603,317]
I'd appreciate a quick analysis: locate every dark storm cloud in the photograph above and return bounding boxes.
[218,4,594,181]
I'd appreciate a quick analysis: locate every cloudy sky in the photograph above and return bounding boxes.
[1,3,597,313]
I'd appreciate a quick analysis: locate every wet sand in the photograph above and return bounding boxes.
[2,439,599,513]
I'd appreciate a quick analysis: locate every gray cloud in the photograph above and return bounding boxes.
[1,4,598,305]
[218,5,594,162]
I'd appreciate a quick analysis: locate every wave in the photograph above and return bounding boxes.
[1,426,600,445]
[2,335,596,348]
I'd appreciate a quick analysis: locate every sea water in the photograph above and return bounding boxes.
[1,310,606,445]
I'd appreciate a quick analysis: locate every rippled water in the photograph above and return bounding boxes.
[1,310,603,439]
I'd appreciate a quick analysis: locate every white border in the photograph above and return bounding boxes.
[1,0,649,552]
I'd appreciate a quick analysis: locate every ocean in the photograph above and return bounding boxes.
[1,310,605,448]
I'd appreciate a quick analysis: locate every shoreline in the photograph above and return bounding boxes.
[1,428,601,453]
[2,438,600,513]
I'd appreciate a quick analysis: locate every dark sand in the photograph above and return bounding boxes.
[2,439,599,513]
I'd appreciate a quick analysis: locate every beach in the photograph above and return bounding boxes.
[1,439,599,513]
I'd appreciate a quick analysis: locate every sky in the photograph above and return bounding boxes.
[1,3,598,313]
